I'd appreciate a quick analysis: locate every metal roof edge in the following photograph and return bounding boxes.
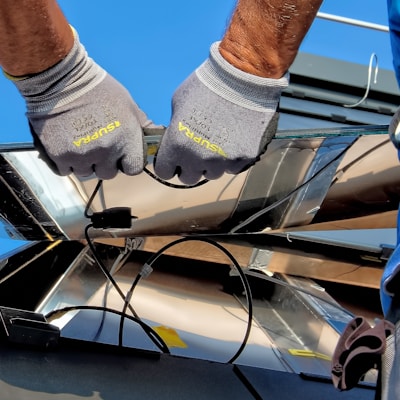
[290,52,400,97]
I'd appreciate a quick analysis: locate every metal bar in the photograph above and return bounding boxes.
[316,12,389,33]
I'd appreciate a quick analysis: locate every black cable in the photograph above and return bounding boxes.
[83,180,138,318]
[82,140,362,360]
[118,236,253,364]
[92,290,107,342]
[118,273,141,347]
[84,225,138,318]
[45,305,170,354]
[84,224,171,354]
[144,167,209,189]
[84,179,103,218]
[92,279,112,342]
[83,179,171,353]
[84,180,139,315]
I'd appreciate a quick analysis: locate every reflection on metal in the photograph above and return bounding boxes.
[34,241,354,378]
[0,126,399,246]
[0,35,393,400]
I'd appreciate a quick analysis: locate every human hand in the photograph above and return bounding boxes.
[154,42,289,185]
[11,30,153,180]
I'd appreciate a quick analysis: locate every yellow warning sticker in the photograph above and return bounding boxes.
[153,325,188,349]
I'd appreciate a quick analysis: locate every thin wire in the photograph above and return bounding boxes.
[316,12,389,33]
[45,305,170,354]
[83,179,171,353]
[244,270,355,320]
[229,136,360,233]
[84,224,170,353]
[84,225,138,318]
[118,236,253,364]
[94,247,134,341]
[344,53,379,108]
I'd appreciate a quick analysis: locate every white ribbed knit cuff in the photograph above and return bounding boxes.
[196,41,289,111]
[13,28,106,113]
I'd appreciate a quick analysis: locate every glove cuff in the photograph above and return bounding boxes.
[13,27,106,113]
[196,41,289,112]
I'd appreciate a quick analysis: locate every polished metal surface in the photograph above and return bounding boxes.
[34,241,353,378]
[0,126,398,244]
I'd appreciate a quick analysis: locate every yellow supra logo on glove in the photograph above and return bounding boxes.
[73,121,121,147]
[178,122,227,157]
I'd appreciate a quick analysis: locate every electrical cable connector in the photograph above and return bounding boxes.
[90,207,134,229]
[139,263,153,279]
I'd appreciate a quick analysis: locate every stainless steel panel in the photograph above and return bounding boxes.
[0,126,398,243]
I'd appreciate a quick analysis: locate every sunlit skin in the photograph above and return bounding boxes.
[0,0,322,78]
[0,0,73,76]
[220,0,323,78]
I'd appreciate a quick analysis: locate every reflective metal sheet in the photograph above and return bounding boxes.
[0,126,398,242]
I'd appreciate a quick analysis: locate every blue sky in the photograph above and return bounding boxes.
[0,0,395,254]
[0,0,393,137]
[63,0,393,128]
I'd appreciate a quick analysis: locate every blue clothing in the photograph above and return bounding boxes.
[381,1,400,316]
[388,0,400,85]
[381,205,400,316]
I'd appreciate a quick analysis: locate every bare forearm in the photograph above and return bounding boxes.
[220,0,323,78]
[0,0,73,76]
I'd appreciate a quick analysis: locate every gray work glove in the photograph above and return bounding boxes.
[154,41,289,185]
[10,29,153,180]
